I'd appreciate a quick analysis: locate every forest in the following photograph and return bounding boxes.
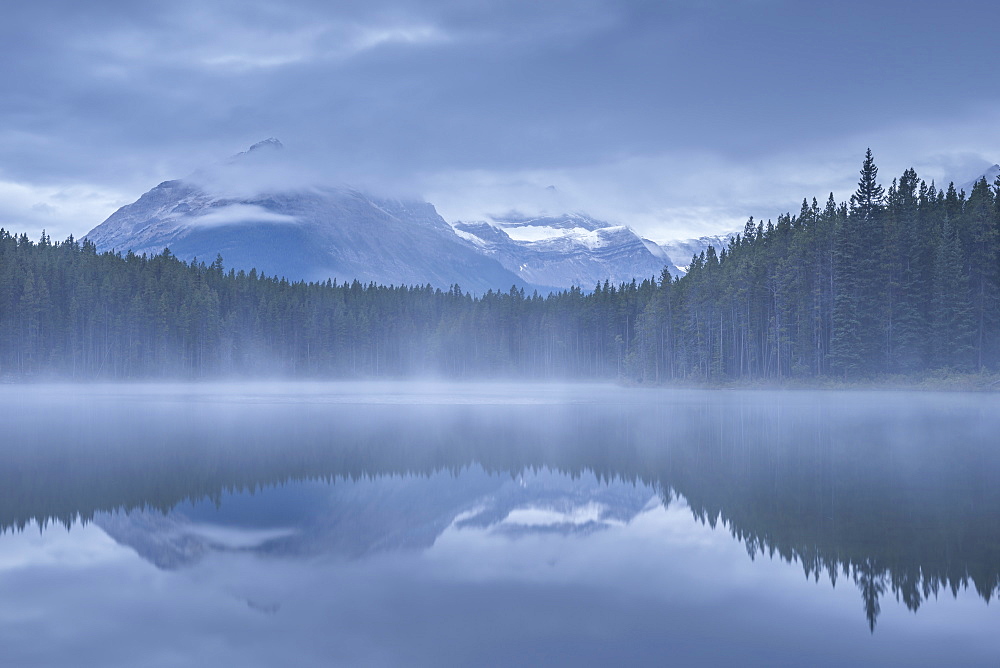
[1,151,999,381]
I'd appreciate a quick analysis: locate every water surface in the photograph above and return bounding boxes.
[1,382,998,666]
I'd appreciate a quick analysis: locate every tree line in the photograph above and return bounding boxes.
[631,150,1000,381]
[0,231,651,378]
[1,150,998,380]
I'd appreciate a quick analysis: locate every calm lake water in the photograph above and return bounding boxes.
[1,382,998,666]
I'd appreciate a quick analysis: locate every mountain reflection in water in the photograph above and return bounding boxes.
[1,382,999,664]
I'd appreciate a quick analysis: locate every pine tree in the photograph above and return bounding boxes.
[887,168,923,371]
[832,150,885,376]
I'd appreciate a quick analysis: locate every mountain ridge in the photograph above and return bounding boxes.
[85,140,687,292]
[86,178,537,294]
[452,213,680,288]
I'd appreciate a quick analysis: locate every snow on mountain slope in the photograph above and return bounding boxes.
[452,213,678,289]
[657,235,734,273]
[959,164,1000,195]
[85,140,729,292]
[85,143,530,295]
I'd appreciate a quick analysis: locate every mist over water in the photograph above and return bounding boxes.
[2,382,999,666]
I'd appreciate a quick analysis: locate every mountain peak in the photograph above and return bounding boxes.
[225,138,285,165]
[958,163,1000,194]
[248,138,283,153]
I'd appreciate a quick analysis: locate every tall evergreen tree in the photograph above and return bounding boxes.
[832,150,884,376]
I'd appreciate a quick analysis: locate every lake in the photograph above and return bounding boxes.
[1,382,998,666]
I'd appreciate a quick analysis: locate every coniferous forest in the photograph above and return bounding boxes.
[2,151,999,382]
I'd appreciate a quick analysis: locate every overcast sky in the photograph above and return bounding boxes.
[2,0,999,242]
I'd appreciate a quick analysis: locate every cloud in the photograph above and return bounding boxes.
[84,17,447,74]
[347,24,448,55]
[2,0,1000,243]
[181,204,299,227]
[421,149,845,241]
[424,105,1000,242]
[0,180,127,241]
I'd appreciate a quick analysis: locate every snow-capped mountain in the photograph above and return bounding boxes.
[959,163,1000,195]
[453,213,680,288]
[86,140,530,294]
[85,140,695,292]
[657,234,733,272]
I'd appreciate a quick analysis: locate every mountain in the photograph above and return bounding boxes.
[86,140,690,292]
[452,212,679,288]
[657,234,733,272]
[85,141,530,295]
[958,163,1000,195]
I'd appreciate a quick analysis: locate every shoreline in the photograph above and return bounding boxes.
[2,372,999,392]
[627,371,1000,392]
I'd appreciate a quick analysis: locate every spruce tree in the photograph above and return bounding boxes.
[887,168,923,371]
[832,150,884,376]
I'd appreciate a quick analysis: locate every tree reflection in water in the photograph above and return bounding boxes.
[1,384,997,630]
